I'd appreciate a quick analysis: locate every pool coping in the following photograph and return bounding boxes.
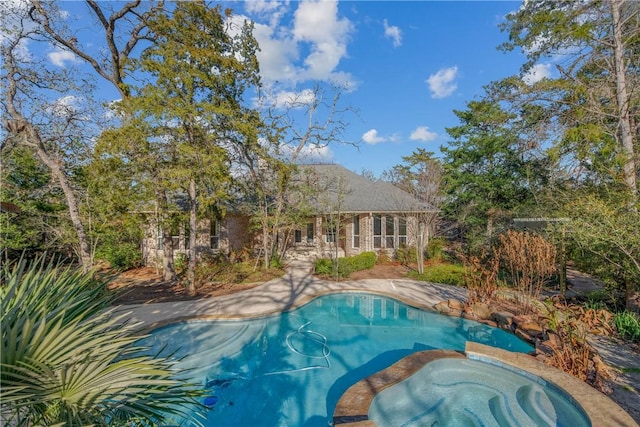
[332,342,639,427]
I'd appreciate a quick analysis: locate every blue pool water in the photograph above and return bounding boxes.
[369,358,590,427]
[140,292,533,426]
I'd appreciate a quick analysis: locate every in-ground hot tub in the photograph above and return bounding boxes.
[369,357,590,426]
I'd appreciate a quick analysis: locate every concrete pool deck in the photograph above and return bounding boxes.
[114,260,467,330]
[114,260,639,426]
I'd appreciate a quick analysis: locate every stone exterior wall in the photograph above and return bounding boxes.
[143,212,429,266]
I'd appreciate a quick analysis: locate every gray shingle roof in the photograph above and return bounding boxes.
[303,164,436,214]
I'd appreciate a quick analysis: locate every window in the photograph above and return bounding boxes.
[294,229,302,243]
[306,222,314,244]
[210,220,220,249]
[325,220,336,243]
[353,216,360,248]
[385,216,395,248]
[373,215,382,248]
[398,218,407,246]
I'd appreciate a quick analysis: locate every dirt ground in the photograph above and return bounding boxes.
[108,263,410,305]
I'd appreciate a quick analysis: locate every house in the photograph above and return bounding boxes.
[141,164,437,265]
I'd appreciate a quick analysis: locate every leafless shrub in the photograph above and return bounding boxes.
[464,251,500,304]
[498,230,557,310]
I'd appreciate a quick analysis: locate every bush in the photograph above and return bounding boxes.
[408,263,466,286]
[96,242,142,270]
[615,311,640,342]
[427,238,446,262]
[314,251,376,279]
[314,258,333,275]
[174,253,189,274]
[1,256,202,425]
[396,245,417,265]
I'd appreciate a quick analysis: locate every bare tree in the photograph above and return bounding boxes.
[2,1,160,271]
[383,149,442,274]
[235,84,355,268]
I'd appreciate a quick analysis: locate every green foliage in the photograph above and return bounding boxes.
[314,258,334,276]
[396,245,417,265]
[195,258,282,286]
[614,311,640,342]
[1,256,204,426]
[427,238,446,261]
[408,263,466,286]
[96,242,142,270]
[314,251,376,279]
[561,194,640,309]
[174,253,189,274]
[0,147,73,260]
[270,255,283,269]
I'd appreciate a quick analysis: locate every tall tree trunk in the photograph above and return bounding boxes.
[155,190,176,282]
[611,0,638,202]
[416,222,425,274]
[161,227,176,281]
[26,125,91,271]
[187,177,197,294]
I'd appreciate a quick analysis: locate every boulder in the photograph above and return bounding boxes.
[467,302,492,320]
[492,311,515,328]
[447,299,465,311]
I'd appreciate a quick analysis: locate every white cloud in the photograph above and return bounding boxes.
[410,126,438,142]
[267,88,316,109]
[238,1,354,87]
[48,46,79,67]
[50,95,82,117]
[426,66,458,99]
[522,63,552,85]
[291,0,353,82]
[280,142,333,163]
[383,19,402,47]
[244,0,288,29]
[249,20,299,82]
[362,129,387,144]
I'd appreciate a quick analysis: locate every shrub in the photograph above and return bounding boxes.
[314,251,376,279]
[396,245,417,266]
[463,252,500,303]
[174,253,189,274]
[408,263,466,286]
[314,258,333,275]
[427,238,446,262]
[96,241,142,270]
[1,256,203,425]
[615,311,640,342]
[497,230,557,309]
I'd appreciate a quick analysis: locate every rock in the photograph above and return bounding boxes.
[434,301,451,314]
[435,300,463,317]
[447,299,465,311]
[492,311,515,328]
[515,328,534,343]
[518,322,544,338]
[477,319,498,328]
[467,302,492,320]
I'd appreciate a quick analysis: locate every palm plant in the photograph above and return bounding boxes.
[1,256,204,426]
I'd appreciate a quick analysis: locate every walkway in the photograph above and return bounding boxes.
[114,260,466,330]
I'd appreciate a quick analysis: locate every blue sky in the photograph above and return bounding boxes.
[220,1,543,176]
[8,1,556,177]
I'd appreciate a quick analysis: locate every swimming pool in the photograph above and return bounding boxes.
[140,292,533,426]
